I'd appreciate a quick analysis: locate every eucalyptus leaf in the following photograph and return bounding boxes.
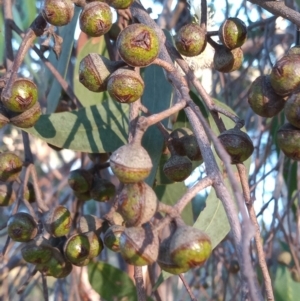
[193,180,230,248]
[274,265,300,301]
[88,262,138,301]
[22,101,129,152]
[155,182,193,226]
[142,64,173,187]
[16,0,37,29]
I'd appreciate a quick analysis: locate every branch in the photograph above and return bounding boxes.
[129,3,263,300]
[247,0,300,27]
[3,0,14,69]
[30,164,49,213]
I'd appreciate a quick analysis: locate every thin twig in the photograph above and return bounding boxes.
[154,176,213,232]
[41,273,49,301]
[179,274,197,301]
[30,165,49,213]
[237,163,274,301]
[1,236,11,257]
[17,268,37,294]
[3,0,14,69]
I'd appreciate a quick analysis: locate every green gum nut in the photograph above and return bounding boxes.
[85,231,104,258]
[111,211,125,226]
[64,233,90,265]
[107,68,145,104]
[175,23,207,57]
[0,152,23,182]
[182,135,203,161]
[117,24,160,67]
[158,234,190,274]
[64,232,102,265]
[78,214,104,234]
[36,247,72,278]
[110,142,153,183]
[218,128,254,164]
[169,128,193,156]
[104,225,125,252]
[90,177,116,202]
[68,169,93,193]
[106,0,134,9]
[42,0,74,27]
[277,123,300,161]
[79,2,112,37]
[213,46,243,73]
[1,78,38,113]
[78,54,124,92]
[163,155,193,182]
[74,190,91,201]
[119,226,159,266]
[248,75,286,118]
[21,236,53,264]
[170,226,212,270]
[117,182,158,227]
[287,46,300,55]
[7,212,38,242]
[270,54,300,96]
[44,205,72,237]
[285,93,300,129]
[219,17,247,49]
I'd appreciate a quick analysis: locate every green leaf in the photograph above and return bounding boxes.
[193,184,229,248]
[73,36,110,107]
[174,90,209,130]
[46,7,81,113]
[155,182,193,226]
[15,0,37,30]
[88,262,138,301]
[142,64,173,187]
[22,101,129,152]
[274,265,300,301]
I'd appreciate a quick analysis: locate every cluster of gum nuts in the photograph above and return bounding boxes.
[0,0,269,281]
[0,148,213,279]
[248,45,300,161]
